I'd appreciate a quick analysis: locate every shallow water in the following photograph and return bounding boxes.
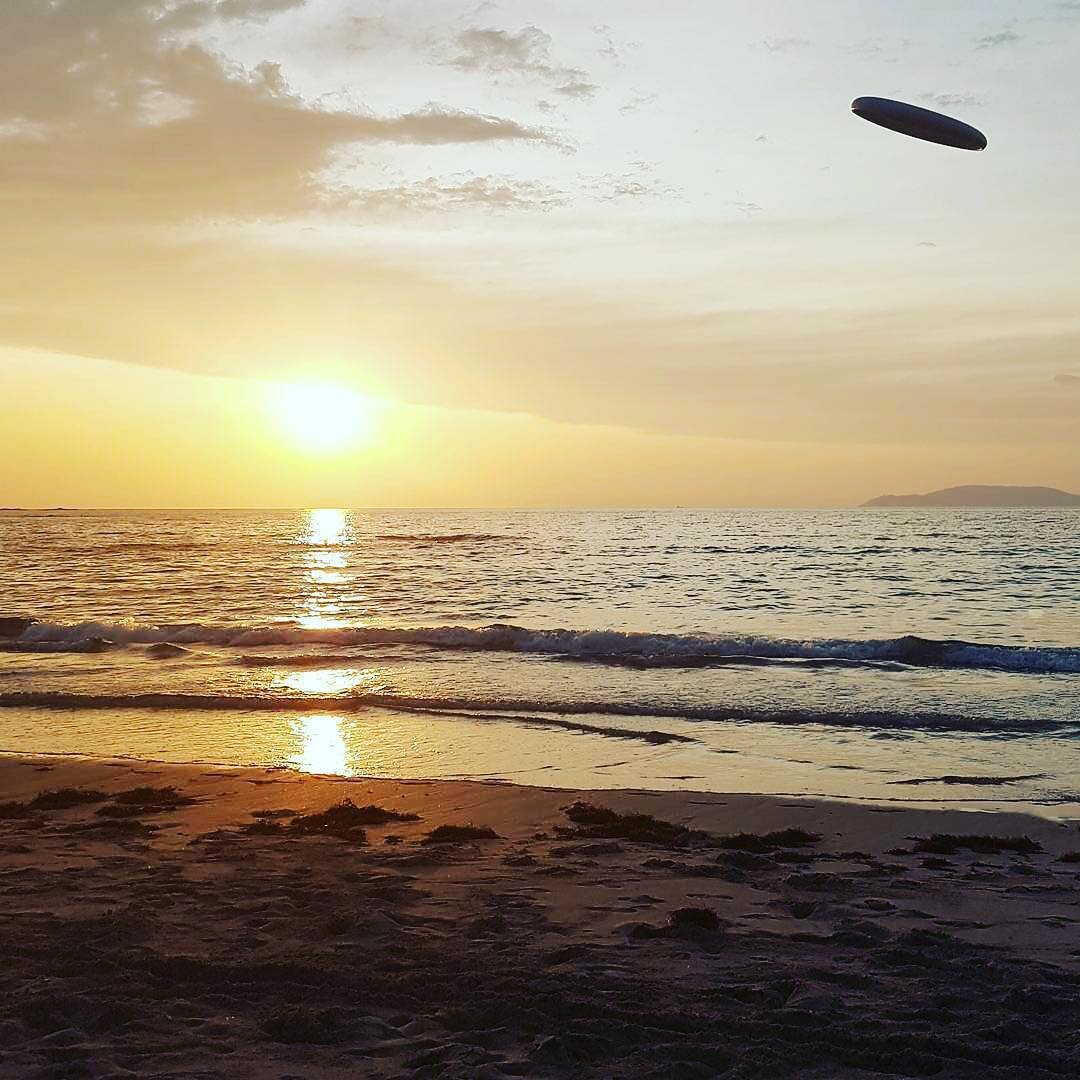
[1,508,1077,813]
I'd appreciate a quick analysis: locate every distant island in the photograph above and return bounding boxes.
[864,485,1080,508]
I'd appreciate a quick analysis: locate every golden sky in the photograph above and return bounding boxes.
[1,0,1078,507]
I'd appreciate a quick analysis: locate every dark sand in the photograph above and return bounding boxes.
[2,755,1079,1078]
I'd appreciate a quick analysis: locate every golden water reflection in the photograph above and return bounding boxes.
[277,669,382,696]
[297,508,357,629]
[306,508,349,546]
[288,714,354,776]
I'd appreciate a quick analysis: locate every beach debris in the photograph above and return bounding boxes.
[1,788,112,822]
[239,800,421,843]
[27,788,110,810]
[96,786,195,817]
[67,818,159,839]
[289,800,375,841]
[629,906,724,942]
[889,773,1045,786]
[240,820,284,836]
[718,828,821,853]
[559,801,693,847]
[421,823,500,845]
[851,96,987,150]
[293,800,418,831]
[912,834,1042,856]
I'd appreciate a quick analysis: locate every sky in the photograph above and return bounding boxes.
[1,0,1078,507]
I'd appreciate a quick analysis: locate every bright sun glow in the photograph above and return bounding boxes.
[268,382,378,452]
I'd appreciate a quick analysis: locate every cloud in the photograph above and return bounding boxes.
[1,0,1075,460]
[619,91,657,115]
[161,0,307,27]
[448,26,597,98]
[0,0,547,225]
[586,177,676,203]
[1055,373,1080,385]
[916,241,938,248]
[336,176,568,214]
[760,37,813,53]
[920,92,983,108]
[975,29,1022,49]
[593,23,636,66]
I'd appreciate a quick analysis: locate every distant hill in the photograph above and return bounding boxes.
[864,485,1080,508]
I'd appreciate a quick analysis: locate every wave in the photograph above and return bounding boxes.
[235,652,414,668]
[0,689,1071,735]
[73,542,219,555]
[5,619,1079,675]
[372,533,523,544]
[0,691,695,744]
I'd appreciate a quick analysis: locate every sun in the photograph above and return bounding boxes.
[267,382,379,452]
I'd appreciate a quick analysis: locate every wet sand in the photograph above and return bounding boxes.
[2,754,1079,1078]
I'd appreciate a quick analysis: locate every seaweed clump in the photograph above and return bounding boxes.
[288,800,378,842]
[29,788,111,810]
[1,788,111,819]
[96,787,196,818]
[718,829,821,853]
[913,834,1042,856]
[421,824,500,845]
[560,802,691,848]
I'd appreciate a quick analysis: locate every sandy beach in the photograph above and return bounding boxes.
[1,755,1078,1078]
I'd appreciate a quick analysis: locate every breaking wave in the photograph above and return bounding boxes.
[0,689,1071,734]
[4,619,1079,675]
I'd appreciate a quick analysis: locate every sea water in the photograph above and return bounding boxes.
[1,508,1077,814]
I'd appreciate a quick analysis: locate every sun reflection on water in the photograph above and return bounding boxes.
[306,508,349,546]
[277,669,381,696]
[297,509,357,629]
[288,714,354,776]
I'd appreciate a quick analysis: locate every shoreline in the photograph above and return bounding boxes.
[4,746,1078,821]
[2,753,1080,1077]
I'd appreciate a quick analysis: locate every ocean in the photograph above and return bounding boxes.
[1,508,1078,815]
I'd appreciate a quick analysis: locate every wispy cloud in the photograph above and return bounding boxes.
[760,37,813,53]
[1055,372,1080,385]
[975,29,1022,49]
[584,168,677,203]
[447,26,597,98]
[593,23,635,66]
[335,175,568,215]
[920,92,983,109]
[619,91,657,115]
